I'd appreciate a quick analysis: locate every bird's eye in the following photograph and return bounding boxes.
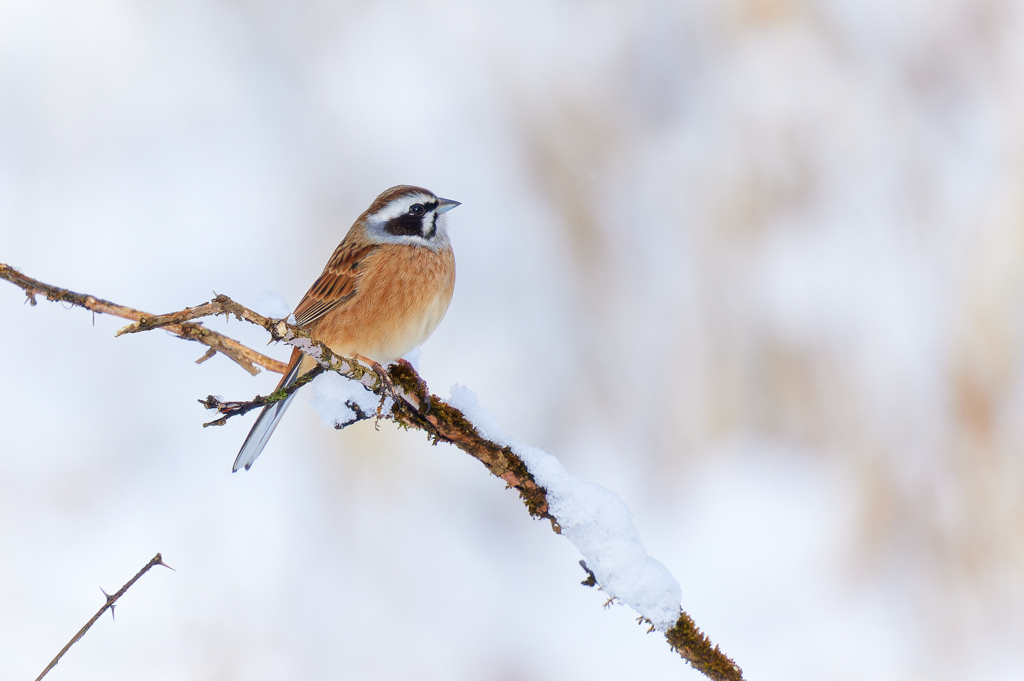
[409,204,425,217]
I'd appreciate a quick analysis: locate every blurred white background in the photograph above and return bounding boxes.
[2,0,1024,679]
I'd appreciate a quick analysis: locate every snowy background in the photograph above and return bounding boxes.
[2,1,1024,679]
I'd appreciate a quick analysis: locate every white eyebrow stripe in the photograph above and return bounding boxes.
[369,194,436,222]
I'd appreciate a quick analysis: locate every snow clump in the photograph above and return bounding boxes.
[447,384,683,630]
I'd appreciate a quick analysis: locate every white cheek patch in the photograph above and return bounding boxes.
[435,211,450,231]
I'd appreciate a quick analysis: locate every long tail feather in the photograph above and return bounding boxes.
[233,349,306,472]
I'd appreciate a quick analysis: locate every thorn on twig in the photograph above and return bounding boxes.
[154,553,175,571]
[99,588,116,621]
[579,560,597,587]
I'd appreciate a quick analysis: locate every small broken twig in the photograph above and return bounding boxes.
[35,553,173,681]
[199,364,327,427]
[579,560,598,587]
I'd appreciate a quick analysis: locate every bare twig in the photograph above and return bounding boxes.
[199,364,327,427]
[115,295,273,336]
[35,553,173,681]
[3,267,743,681]
[0,263,287,375]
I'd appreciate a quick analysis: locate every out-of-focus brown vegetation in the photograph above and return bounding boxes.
[517,0,1024,641]
[3,0,1023,678]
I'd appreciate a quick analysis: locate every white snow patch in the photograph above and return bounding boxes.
[309,371,385,428]
[447,385,683,630]
[253,291,292,320]
[288,337,322,361]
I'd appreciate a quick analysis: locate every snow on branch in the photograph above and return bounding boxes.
[0,263,744,681]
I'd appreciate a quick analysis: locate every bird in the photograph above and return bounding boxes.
[233,185,459,472]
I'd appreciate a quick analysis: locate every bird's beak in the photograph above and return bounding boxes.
[436,198,461,214]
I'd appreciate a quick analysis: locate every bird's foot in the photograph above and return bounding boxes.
[367,359,399,410]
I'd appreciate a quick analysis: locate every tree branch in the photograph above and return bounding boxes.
[2,265,743,681]
[35,553,173,681]
[0,263,287,375]
[122,294,556,522]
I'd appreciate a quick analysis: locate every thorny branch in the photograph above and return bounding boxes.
[2,266,743,681]
[35,553,173,681]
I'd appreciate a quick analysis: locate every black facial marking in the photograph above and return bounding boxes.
[384,213,423,236]
[383,199,441,239]
[424,213,438,240]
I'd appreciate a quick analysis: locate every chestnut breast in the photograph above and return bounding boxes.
[309,243,456,364]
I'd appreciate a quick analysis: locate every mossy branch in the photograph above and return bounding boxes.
[1,264,743,681]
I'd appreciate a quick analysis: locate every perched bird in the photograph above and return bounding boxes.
[233,185,459,472]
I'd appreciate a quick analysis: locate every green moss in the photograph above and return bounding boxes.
[665,611,743,681]
[417,397,554,523]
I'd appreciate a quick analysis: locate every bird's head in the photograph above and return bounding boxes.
[362,185,460,249]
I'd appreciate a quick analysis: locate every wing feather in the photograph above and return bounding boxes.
[293,242,377,328]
